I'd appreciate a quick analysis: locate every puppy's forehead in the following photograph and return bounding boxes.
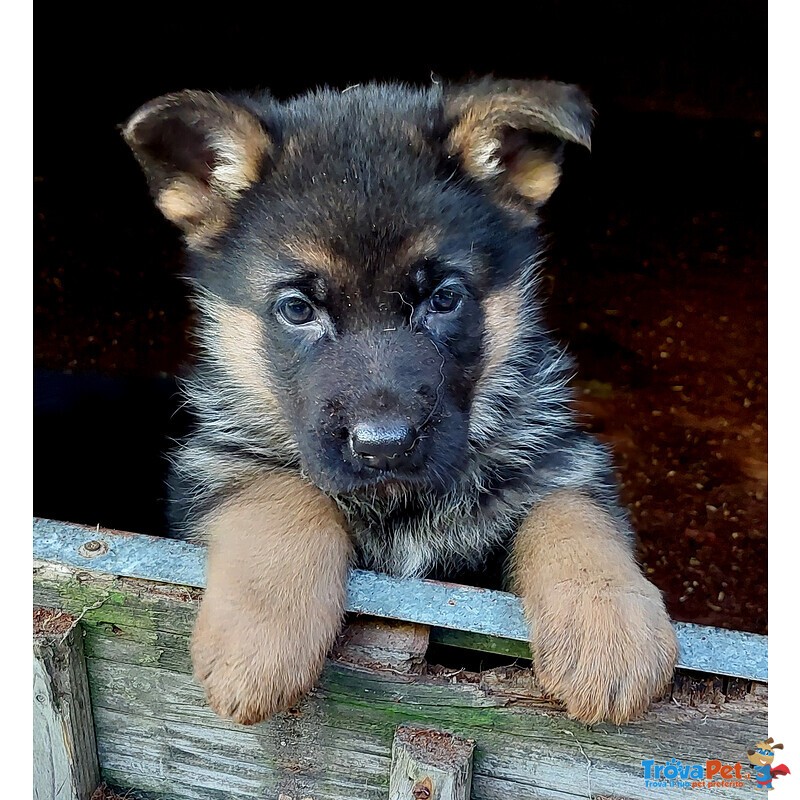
[274,228,472,299]
[282,229,439,275]
[234,87,498,299]
[267,89,454,218]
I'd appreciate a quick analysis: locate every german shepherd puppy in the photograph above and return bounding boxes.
[123,79,678,726]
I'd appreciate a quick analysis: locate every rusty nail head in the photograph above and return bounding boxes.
[79,540,108,558]
[412,777,432,799]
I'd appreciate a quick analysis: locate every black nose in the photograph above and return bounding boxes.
[350,419,417,469]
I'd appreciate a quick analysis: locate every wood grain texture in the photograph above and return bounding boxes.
[34,623,101,800]
[333,618,430,675]
[33,562,768,800]
[389,725,474,800]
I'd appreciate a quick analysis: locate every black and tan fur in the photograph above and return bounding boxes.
[124,79,678,726]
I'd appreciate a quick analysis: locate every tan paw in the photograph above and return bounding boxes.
[531,576,678,724]
[191,600,328,725]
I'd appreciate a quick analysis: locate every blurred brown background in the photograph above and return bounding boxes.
[34,3,766,632]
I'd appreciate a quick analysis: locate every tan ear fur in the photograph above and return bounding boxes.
[123,91,272,247]
[445,79,593,206]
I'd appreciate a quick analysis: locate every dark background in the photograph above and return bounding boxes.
[34,4,767,632]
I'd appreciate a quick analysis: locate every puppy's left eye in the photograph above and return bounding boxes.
[277,297,316,325]
[429,288,461,313]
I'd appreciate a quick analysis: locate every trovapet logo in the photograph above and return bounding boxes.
[641,738,790,790]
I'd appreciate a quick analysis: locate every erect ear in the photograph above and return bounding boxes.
[122,91,273,248]
[444,79,592,208]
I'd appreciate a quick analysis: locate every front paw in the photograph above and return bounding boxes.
[531,577,678,724]
[191,600,327,725]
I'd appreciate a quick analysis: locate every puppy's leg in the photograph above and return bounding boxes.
[191,471,352,725]
[511,490,678,724]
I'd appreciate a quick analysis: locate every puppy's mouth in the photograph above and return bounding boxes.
[308,455,455,499]
[335,466,432,496]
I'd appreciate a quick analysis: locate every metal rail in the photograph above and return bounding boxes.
[33,517,768,682]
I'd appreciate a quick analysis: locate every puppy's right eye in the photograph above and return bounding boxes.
[277,297,316,325]
[429,287,462,313]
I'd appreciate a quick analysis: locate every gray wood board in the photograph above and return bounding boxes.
[389,725,475,800]
[34,626,101,800]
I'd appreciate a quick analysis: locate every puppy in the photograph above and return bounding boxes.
[123,79,678,725]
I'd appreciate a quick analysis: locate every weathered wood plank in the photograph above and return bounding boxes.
[389,725,474,800]
[34,518,769,681]
[93,704,391,800]
[333,618,430,675]
[33,617,101,800]
[34,562,768,800]
[85,653,766,800]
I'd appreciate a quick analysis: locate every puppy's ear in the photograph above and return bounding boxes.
[444,79,592,209]
[123,91,273,248]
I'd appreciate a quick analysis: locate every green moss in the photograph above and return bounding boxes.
[429,628,532,660]
[62,585,152,630]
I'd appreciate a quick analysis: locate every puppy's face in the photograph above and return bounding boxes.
[124,82,591,496]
